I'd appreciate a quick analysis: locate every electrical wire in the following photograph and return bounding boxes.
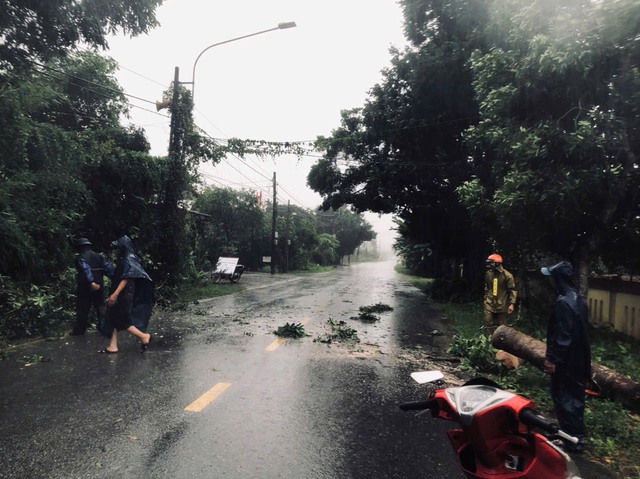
[31,59,158,106]
[116,63,167,88]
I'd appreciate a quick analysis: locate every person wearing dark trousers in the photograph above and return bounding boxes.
[98,235,154,354]
[72,237,114,336]
[541,260,591,453]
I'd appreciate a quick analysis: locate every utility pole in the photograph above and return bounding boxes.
[167,67,180,155]
[271,172,277,275]
[284,200,291,273]
[162,66,184,285]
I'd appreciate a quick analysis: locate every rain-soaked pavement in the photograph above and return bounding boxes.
[0,260,614,478]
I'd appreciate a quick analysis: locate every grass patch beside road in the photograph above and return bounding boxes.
[174,282,242,304]
[395,265,434,294]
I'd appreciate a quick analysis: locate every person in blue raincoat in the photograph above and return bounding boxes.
[98,235,154,354]
[541,260,591,453]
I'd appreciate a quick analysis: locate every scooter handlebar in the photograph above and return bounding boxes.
[399,400,434,411]
[519,408,559,434]
[519,409,581,445]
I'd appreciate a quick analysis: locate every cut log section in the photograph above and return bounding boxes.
[492,325,640,414]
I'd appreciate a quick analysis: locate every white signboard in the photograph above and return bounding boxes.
[215,257,239,274]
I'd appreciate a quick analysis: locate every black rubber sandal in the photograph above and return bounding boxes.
[98,348,118,354]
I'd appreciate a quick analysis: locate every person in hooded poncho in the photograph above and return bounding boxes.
[541,261,591,453]
[98,235,154,354]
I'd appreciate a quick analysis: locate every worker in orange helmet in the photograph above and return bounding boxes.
[483,253,517,329]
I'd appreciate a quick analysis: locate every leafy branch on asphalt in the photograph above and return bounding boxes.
[274,322,308,339]
[352,303,394,322]
[314,318,359,343]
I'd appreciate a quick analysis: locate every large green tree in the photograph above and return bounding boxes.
[191,187,267,271]
[310,0,640,286]
[458,0,640,288]
[315,207,376,260]
[0,0,163,73]
[0,52,134,281]
[309,0,490,279]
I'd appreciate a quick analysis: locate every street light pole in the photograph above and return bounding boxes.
[271,172,277,275]
[191,21,296,101]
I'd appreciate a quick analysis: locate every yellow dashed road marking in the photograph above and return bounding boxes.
[265,338,287,351]
[185,382,231,412]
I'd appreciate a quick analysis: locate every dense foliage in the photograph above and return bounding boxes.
[0,0,164,73]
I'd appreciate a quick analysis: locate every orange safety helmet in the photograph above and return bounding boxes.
[487,254,503,263]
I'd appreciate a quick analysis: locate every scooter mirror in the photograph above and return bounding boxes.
[411,370,444,384]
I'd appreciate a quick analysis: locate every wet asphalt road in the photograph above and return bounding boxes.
[0,260,613,478]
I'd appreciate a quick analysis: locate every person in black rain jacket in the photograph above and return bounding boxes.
[72,238,114,336]
[541,260,591,453]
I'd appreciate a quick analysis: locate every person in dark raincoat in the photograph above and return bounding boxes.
[98,235,154,354]
[541,260,591,453]
[71,238,114,336]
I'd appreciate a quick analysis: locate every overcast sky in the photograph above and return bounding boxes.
[106,0,407,249]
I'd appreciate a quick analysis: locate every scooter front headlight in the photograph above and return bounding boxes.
[447,385,515,425]
[458,386,502,413]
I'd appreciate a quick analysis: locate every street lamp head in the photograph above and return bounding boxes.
[278,21,297,29]
[191,21,297,102]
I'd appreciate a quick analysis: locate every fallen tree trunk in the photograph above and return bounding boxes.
[492,325,640,414]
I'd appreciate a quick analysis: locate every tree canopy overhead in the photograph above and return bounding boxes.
[308,0,640,281]
[460,0,640,281]
[309,0,489,278]
[0,0,164,73]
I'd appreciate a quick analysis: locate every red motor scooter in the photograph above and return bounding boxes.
[400,371,582,479]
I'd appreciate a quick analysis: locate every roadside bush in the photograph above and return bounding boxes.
[447,333,505,374]
[0,268,76,339]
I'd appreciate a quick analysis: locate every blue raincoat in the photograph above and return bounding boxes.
[104,235,154,334]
